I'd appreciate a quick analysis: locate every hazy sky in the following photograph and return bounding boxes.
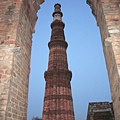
[27,1,112,120]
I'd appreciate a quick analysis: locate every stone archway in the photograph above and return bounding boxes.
[0,0,120,120]
[87,0,120,120]
[0,0,44,120]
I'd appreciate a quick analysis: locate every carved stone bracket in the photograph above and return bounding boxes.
[48,40,68,49]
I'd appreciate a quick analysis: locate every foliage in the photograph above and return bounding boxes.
[32,117,42,120]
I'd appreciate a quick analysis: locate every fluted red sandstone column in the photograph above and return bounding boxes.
[42,4,75,120]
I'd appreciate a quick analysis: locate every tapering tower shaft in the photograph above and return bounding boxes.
[42,4,75,120]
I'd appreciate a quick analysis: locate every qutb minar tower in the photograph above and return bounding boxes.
[42,4,75,120]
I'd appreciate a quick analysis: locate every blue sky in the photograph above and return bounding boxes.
[27,1,112,120]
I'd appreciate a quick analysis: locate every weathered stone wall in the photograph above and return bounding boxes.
[86,102,114,120]
[87,0,120,120]
[0,0,44,120]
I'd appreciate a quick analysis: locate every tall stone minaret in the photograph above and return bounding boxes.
[42,3,75,120]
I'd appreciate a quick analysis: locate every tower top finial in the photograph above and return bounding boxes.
[52,3,63,21]
[54,3,61,8]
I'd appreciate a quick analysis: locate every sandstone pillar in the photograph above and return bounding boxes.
[42,4,75,120]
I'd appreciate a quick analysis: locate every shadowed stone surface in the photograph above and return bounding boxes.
[86,102,114,120]
[87,0,120,119]
[0,0,44,119]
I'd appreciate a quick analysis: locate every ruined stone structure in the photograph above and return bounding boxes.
[87,0,120,120]
[0,0,44,120]
[86,102,114,120]
[0,0,120,120]
[42,4,75,120]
